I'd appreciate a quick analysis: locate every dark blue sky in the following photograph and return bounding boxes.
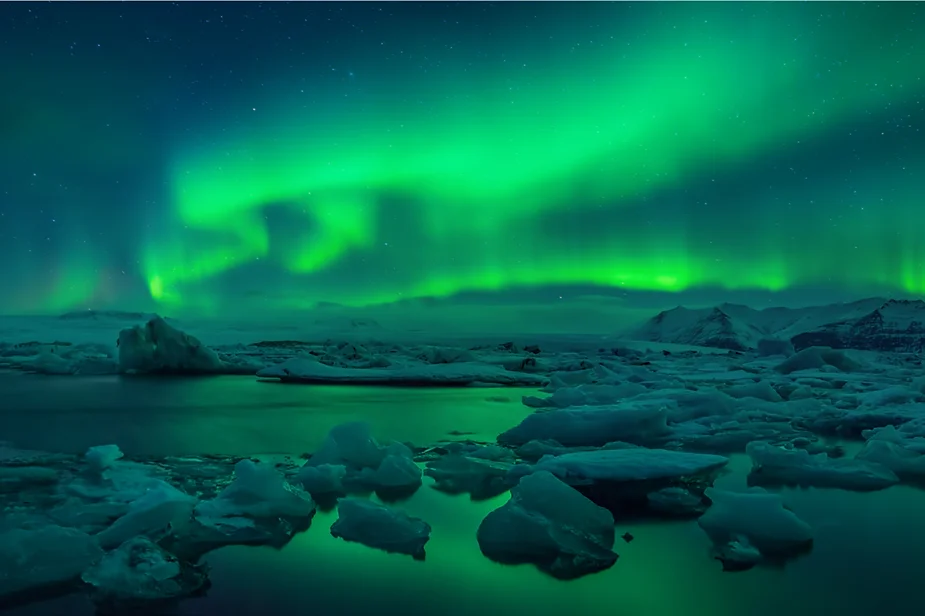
[1,2,923,317]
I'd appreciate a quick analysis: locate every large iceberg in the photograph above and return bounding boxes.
[118,317,226,374]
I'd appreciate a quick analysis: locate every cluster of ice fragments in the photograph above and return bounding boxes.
[0,422,437,610]
[8,325,925,610]
[0,444,318,610]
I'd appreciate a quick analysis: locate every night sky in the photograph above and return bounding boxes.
[1,2,923,317]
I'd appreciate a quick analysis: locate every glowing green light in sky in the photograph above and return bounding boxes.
[141,5,925,308]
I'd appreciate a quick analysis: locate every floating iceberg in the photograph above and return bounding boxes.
[526,448,729,484]
[0,525,103,602]
[510,447,728,516]
[856,425,925,482]
[118,316,226,374]
[96,481,197,549]
[299,423,422,500]
[424,454,514,500]
[477,471,617,579]
[498,403,671,447]
[330,498,431,559]
[196,459,315,521]
[257,357,548,387]
[698,487,813,568]
[82,536,208,608]
[746,441,898,492]
[181,460,316,557]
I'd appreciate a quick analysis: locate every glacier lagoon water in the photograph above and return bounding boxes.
[3,374,925,616]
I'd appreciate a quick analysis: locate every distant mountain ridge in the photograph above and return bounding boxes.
[632,297,925,352]
[789,299,925,353]
[637,305,764,351]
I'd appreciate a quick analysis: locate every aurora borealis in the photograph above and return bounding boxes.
[1,2,924,316]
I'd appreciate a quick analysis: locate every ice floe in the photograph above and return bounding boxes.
[298,422,423,501]
[477,471,618,579]
[257,356,548,387]
[746,441,898,492]
[330,498,431,559]
[698,488,813,570]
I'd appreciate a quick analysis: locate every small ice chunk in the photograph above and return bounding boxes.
[303,424,422,498]
[724,381,782,403]
[373,454,423,494]
[858,386,922,407]
[522,382,648,409]
[86,445,124,474]
[746,441,898,492]
[425,455,513,500]
[856,427,925,481]
[298,464,347,498]
[516,439,595,461]
[713,537,764,572]
[82,536,207,604]
[498,404,670,447]
[477,471,617,579]
[257,357,547,386]
[646,487,706,517]
[527,448,729,484]
[96,482,197,549]
[196,460,315,523]
[775,347,861,375]
[698,488,813,559]
[0,525,104,599]
[308,422,387,470]
[466,444,514,462]
[330,498,431,559]
[49,500,129,532]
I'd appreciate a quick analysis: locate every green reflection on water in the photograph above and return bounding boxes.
[191,456,925,616]
[1,375,536,455]
[8,376,925,615]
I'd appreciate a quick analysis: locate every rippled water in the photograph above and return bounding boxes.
[3,374,925,616]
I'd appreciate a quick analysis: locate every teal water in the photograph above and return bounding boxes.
[3,375,925,615]
[2,374,530,455]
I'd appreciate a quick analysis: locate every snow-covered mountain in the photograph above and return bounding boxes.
[791,299,925,353]
[632,297,923,352]
[633,305,765,351]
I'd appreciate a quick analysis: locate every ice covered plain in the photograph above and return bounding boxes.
[2,298,925,611]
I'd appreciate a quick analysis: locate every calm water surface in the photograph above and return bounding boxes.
[1,373,531,455]
[3,374,925,616]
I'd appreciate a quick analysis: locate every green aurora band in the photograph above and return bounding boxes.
[142,5,925,309]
